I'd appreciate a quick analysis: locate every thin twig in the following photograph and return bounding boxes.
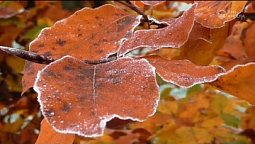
[237,12,255,21]
[0,46,116,65]
[116,1,149,22]
[0,46,54,64]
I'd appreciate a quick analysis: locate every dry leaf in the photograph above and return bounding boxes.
[22,4,141,93]
[145,56,225,87]
[36,119,75,144]
[119,4,196,55]
[34,56,159,137]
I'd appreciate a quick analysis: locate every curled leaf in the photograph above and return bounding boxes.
[119,4,196,55]
[34,56,159,137]
[145,56,226,87]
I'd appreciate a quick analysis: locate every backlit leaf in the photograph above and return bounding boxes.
[178,23,229,65]
[195,1,247,28]
[217,21,255,69]
[212,63,255,104]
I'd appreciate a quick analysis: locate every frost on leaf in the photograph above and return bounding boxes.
[36,119,75,144]
[119,4,196,55]
[34,56,159,137]
[145,56,226,87]
[195,1,247,28]
[211,63,255,104]
[22,4,141,93]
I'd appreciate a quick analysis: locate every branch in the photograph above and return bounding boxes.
[237,13,255,21]
[116,1,149,22]
[0,46,54,64]
[0,46,117,65]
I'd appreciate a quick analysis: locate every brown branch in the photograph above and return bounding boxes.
[0,46,54,64]
[116,1,149,22]
[237,12,255,21]
[0,46,117,65]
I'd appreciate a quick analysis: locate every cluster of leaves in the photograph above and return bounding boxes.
[1,1,255,144]
[0,1,102,144]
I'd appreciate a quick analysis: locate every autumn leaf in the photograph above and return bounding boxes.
[34,56,159,137]
[144,55,226,88]
[36,119,75,144]
[119,4,196,55]
[217,21,255,69]
[194,1,247,28]
[211,63,255,104]
[178,22,229,65]
[22,4,141,93]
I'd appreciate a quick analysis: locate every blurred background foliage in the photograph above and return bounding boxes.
[0,1,254,144]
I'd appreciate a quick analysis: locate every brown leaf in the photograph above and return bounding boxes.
[188,22,211,41]
[34,56,159,137]
[29,4,139,60]
[217,21,255,69]
[119,4,196,55]
[178,23,229,65]
[211,63,255,104]
[194,1,247,28]
[36,119,75,144]
[145,56,226,87]
[22,4,140,93]
[22,62,45,94]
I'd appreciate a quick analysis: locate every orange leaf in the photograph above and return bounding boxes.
[217,21,255,69]
[145,56,225,87]
[36,119,75,144]
[119,4,196,55]
[22,4,140,94]
[194,1,247,28]
[212,63,255,104]
[178,23,229,65]
[34,56,159,137]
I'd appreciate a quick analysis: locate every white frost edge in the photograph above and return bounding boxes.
[157,60,255,88]
[153,59,226,88]
[117,15,143,53]
[119,4,197,56]
[34,56,160,138]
